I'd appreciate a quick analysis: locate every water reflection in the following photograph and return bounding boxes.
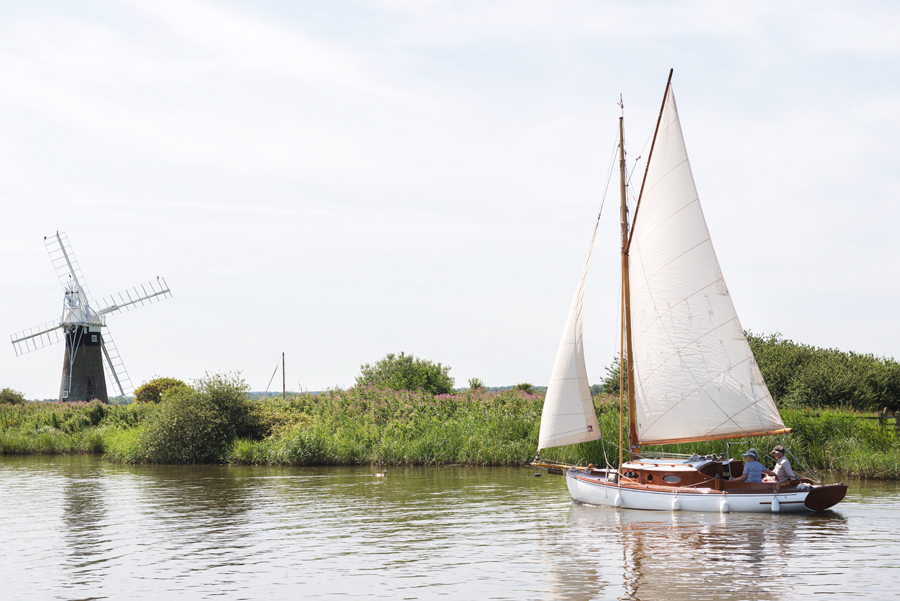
[60,461,108,596]
[541,500,852,601]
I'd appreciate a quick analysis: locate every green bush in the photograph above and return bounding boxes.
[136,372,251,463]
[133,377,190,404]
[355,352,454,394]
[747,332,900,411]
[600,335,900,412]
[468,377,484,390]
[601,356,625,394]
[0,388,27,405]
[514,382,535,394]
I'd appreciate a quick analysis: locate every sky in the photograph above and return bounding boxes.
[2,1,899,399]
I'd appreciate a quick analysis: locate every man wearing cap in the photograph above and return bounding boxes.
[729,448,764,482]
[763,445,795,482]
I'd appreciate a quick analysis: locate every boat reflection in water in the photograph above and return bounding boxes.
[541,501,848,601]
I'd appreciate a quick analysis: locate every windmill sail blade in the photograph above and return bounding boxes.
[11,321,64,356]
[96,278,172,316]
[100,330,132,397]
[45,231,94,303]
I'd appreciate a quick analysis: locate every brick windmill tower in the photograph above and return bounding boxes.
[10,232,172,402]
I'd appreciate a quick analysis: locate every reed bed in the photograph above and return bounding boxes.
[1,391,898,478]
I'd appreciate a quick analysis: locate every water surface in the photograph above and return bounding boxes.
[1,456,896,600]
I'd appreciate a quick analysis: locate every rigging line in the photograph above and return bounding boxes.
[596,130,620,221]
[778,436,822,484]
[263,360,280,396]
[626,68,674,252]
[625,129,654,192]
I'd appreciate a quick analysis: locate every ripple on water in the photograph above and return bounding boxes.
[1,455,897,600]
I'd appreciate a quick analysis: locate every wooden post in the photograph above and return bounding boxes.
[877,409,884,427]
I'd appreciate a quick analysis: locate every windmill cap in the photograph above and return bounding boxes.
[743,448,759,459]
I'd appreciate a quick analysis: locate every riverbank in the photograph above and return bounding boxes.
[1,388,898,478]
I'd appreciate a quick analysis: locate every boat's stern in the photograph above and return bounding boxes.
[803,483,848,511]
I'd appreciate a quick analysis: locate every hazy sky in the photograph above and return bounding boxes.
[3,1,899,398]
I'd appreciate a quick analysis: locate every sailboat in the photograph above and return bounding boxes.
[534,70,847,513]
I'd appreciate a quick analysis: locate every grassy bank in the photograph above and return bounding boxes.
[1,385,898,478]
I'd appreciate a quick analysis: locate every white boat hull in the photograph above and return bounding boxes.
[566,469,812,513]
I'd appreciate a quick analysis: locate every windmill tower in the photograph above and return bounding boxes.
[10,232,171,402]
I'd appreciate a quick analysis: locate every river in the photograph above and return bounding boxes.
[0,455,897,600]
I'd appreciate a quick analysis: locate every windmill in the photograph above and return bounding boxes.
[10,232,172,403]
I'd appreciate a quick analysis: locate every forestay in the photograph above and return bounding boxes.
[538,228,602,450]
[628,85,784,445]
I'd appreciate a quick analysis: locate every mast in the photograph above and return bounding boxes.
[618,115,639,459]
[617,116,627,468]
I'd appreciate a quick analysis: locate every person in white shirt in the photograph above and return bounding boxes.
[763,445,795,482]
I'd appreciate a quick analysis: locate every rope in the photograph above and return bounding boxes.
[263,359,280,396]
[597,131,619,221]
[778,437,822,484]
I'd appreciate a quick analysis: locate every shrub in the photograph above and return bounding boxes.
[514,383,535,394]
[747,332,900,411]
[355,352,454,394]
[602,356,625,395]
[468,377,484,390]
[0,388,27,405]
[134,377,190,404]
[137,372,251,463]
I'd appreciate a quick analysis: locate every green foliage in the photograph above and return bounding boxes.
[468,377,484,390]
[133,372,251,464]
[0,388,27,405]
[513,382,535,394]
[2,360,900,478]
[602,356,624,395]
[133,377,190,404]
[228,387,544,467]
[747,332,900,412]
[355,352,454,395]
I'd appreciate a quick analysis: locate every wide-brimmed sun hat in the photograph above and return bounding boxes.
[743,448,759,459]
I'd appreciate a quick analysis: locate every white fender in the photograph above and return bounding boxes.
[720,496,730,513]
[771,496,780,513]
[672,495,681,511]
[614,492,623,507]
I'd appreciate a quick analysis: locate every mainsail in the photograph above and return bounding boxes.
[627,85,785,445]
[538,228,602,450]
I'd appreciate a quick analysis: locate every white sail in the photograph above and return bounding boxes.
[538,228,602,450]
[628,85,785,445]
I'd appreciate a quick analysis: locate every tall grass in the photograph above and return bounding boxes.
[541,404,900,480]
[1,386,899,478]
[228,387,544,466]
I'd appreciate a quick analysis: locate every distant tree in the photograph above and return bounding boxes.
[513,382,535,394]
[590,384,602,396]
[602,356,625,395]
[468,377,484,390]
[356,352,454,395]
[134,377,190,404]
[0,387,27,405]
